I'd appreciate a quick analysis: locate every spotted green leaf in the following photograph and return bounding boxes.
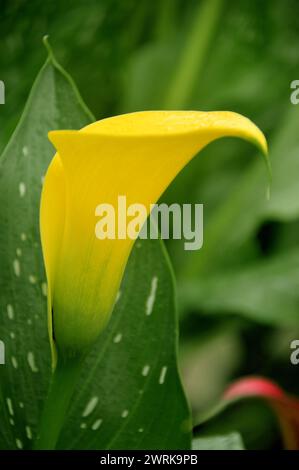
[0,43,190,450]
[0,46,93,450]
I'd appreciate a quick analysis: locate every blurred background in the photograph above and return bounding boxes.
[1,0,299,449]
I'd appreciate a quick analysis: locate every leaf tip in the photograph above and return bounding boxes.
[43,35,58,66]
[43,35,52,55]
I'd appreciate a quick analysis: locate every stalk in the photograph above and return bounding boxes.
[34,355,83,450]
[163,0,223,109]
[154,0,178,41]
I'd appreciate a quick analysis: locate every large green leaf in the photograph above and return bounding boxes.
[180,248,299,327]
[0,44,93,450]
[0,44,190,450]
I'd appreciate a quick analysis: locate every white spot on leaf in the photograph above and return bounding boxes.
[159,366,167,384]
[25,426,32,440]
[113,333,122,344]
[19,182,26,198]
[6,397,14,416]
[7,304,14,320]
[13,259,21,277]
[22,146,29,156]
[11,356,18,369]
[15,438,23,449]
[27,352,39,372]
[42,282,47,297]
[142,365,150,377]
[91,419,102,430]
[28,275,37,284]
[82,396,99,417]
[145,276,158,315]
[121,409,129,418]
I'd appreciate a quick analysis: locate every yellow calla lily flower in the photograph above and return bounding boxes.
[40,110,268,362]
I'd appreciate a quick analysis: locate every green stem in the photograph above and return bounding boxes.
[154,0,178,42]
[163,0,224,109]
[34,356,83,450]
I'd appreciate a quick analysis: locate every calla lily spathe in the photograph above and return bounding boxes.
[40,110,268,361]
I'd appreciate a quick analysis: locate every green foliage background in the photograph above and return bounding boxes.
[1,0,299,449]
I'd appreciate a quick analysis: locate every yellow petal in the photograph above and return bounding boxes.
[40,110,268,360]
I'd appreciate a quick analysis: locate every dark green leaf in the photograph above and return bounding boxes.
[180,248,299,327]
[0,43,190,450]
[195,399,280,450]
[0,45,93,450]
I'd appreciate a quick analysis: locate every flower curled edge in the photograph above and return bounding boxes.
[40,110,268,364]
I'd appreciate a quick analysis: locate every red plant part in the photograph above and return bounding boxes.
[224,377,299,450]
